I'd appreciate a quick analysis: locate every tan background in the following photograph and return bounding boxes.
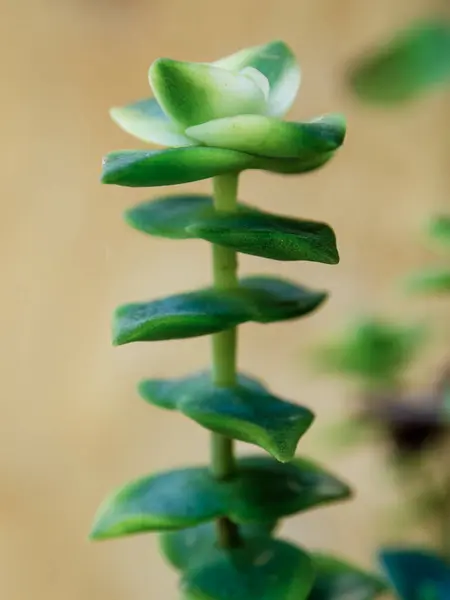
[1,0,449,598]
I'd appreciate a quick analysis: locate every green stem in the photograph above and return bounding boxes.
[210,173,241,549]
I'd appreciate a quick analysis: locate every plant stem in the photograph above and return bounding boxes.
[210,173,241,549]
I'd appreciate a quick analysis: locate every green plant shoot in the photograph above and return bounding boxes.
[90,40,386,600]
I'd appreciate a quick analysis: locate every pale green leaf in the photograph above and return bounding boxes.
[149,59,267,128]
[186,114,345,159]
[215,40,301,117]
[110,98,194,146]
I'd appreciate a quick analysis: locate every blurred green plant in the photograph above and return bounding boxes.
[406,215,450,294]
[349,18,450,105]
[314,318,426,391]
[312,317,450,546]
[90,40,385,599]
[379,547,450,599]
[342,9,450,588]
[310,317,450,464]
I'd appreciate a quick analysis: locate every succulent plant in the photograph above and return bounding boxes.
[91,40,385,600]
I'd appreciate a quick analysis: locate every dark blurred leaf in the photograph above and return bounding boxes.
[349,19,450,104]
[379,548,450,600]
[381,401,446,456]
[308,553,387,600]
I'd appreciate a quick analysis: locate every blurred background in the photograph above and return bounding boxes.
[2,0,450,598]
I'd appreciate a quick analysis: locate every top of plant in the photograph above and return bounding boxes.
[102,40,346,187]
[113,40,301,144]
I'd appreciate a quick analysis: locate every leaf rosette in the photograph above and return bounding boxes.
[102,41,346,186]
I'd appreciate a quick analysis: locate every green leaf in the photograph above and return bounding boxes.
[349,19,450,104]
[215,40,301,117]
[138,371,314,462]
[427,215,450,248]
[109,98,195,146]
[159,520,277,571]
[256,151,335,175]
[101,146,337,188]
[90,455,351,539]
[149,59,268,128]
[314,318,426,387]
[309,553,387,600]
[125,195,339,264]
[113,276,327,345]
[180,537,314,600]
[189,211,338,263]
[186,114,346,159]
[379,548,450,600]
[101,147,255,187]
[406,267,450,294]
[421,583,449,600]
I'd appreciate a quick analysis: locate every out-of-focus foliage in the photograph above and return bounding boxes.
[406,216,450,295]
[341,11,450,573]
[379,548,450,599]
[313,318,450,537]
[313,318,427,389]
[349,19,450,105]
[427,216,450,249]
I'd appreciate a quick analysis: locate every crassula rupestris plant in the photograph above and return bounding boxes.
[91,40,386,600]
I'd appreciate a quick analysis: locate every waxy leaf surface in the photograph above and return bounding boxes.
[159,520,277,571]
[187,114,345,159]
[113,276,327,345]
[139,371,314,462]
[181,537,314,600]
[90,455,351,539]
[215,40,301,117]
[126,194,339,263]
[101,147,336,187]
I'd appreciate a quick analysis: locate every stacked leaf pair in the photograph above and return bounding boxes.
[92,41,385,600]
